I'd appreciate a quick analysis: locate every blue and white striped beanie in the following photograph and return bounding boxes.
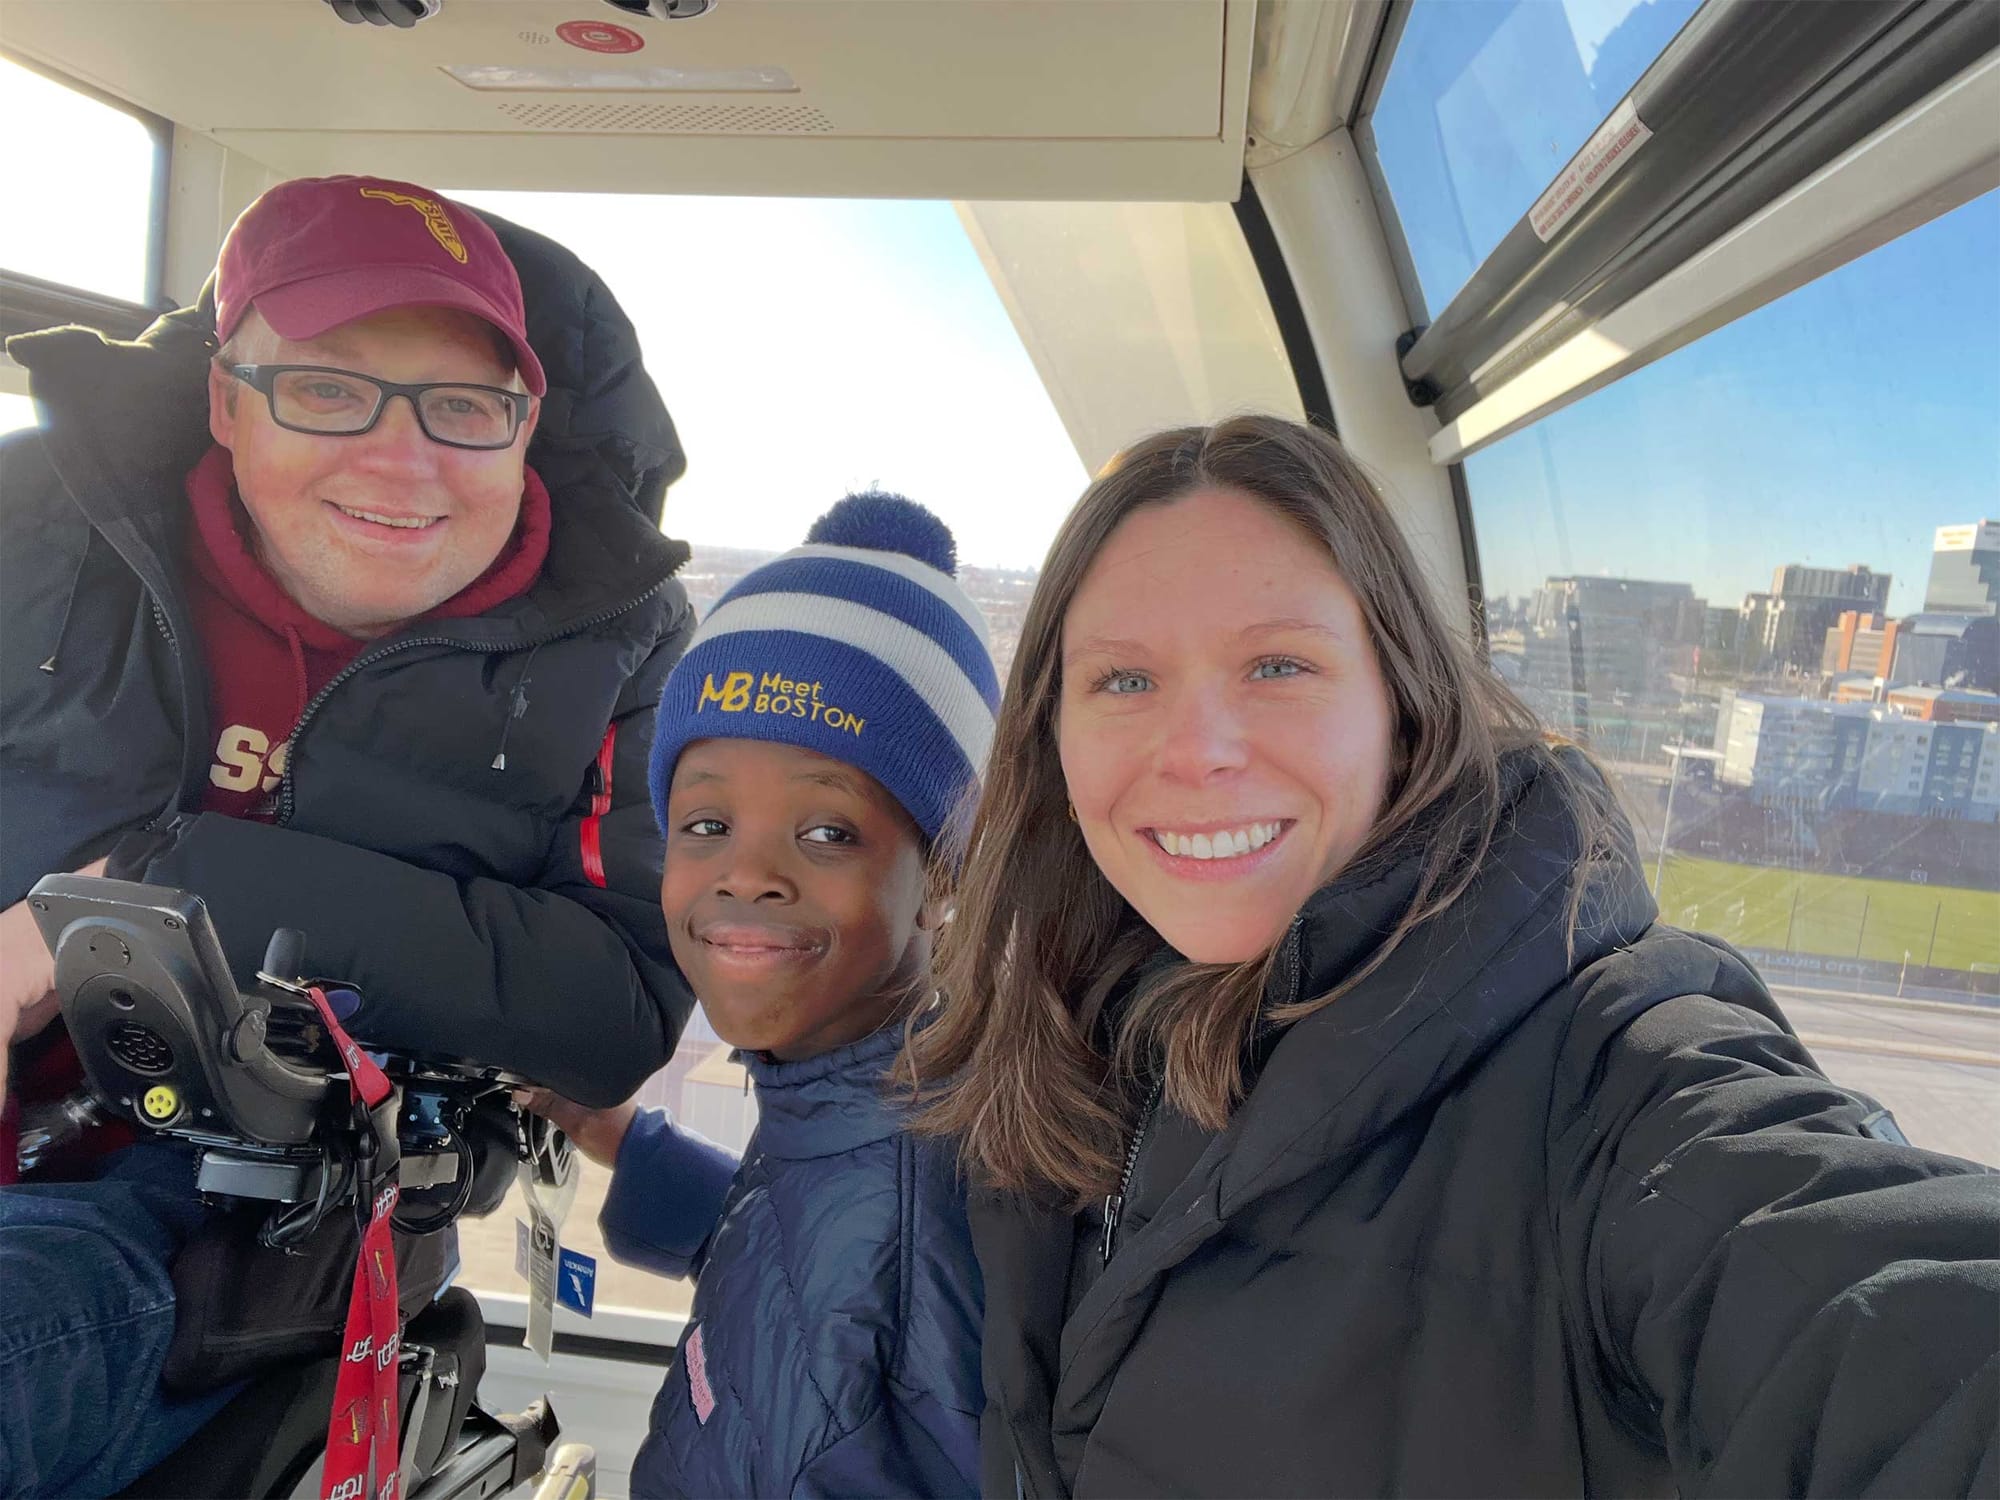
[649,493,1002,844]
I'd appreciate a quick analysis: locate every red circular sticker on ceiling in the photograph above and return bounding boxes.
[555,19,645,53]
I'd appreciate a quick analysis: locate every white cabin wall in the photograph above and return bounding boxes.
[162,129,280,306]
[954,200,1306,480]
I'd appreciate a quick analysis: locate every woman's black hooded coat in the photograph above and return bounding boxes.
[974,752,1998,1497]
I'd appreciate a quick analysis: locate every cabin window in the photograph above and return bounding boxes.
[447,190,1071,1322]
[0,54,166,311]
[1461,191,1999,1160]
[1,53,169,433]
[1363,0,1699,316]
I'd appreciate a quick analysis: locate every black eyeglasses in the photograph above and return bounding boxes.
[222,364,534,451]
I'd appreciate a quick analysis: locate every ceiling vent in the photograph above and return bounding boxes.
[321,0,440,25]
[601,0,718,18]
[495,100,834,134]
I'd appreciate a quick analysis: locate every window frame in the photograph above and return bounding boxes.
[1344,0,2000,462]
[1232,176,1336,435]
[1347,0,1430,332]
[0,48,173,338]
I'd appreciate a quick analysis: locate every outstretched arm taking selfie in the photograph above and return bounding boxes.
[1557,984,1999,1497]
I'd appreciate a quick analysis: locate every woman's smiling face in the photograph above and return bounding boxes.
[1057,486,1398,964]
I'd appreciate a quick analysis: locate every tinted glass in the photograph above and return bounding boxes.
[1467,192,2000,1162]
[1370,0,1699,313]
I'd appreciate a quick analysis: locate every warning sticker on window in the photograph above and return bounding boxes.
[1528,98,1652,243]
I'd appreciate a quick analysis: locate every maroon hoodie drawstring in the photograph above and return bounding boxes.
[283,625,310,723]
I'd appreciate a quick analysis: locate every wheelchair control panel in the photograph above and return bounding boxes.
[23,873,572,1239]
[20,874,592,1500]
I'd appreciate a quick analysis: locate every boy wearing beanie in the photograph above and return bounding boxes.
[524,493,997,1499]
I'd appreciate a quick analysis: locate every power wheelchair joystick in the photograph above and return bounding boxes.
[29,877,327,1151]
[20,875,591,1499]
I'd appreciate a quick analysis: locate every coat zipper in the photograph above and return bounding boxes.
[145,589,206,831]
[1101,917,1304,1265]
[1278,914,1304,1009]
[1101,1075,1166,1263]
[276,582,669,825]
[143,600,188,836]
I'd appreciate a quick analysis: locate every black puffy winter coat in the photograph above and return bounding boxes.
[974,752,1999,1497]
[0,213,695,1105]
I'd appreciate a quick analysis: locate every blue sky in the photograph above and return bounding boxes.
[1461,197,1999,616]
[1373,0,2000,617]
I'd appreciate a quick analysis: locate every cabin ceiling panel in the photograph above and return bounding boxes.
[1,0,1252,201]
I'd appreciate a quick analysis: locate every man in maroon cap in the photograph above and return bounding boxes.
[0,176,695,1494]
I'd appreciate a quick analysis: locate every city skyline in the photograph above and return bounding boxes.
[1369,5,1996,625]
[1487,515,1998,624]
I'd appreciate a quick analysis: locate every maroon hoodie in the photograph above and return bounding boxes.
[183,441,552,819]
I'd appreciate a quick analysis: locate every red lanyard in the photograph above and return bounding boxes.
[304,983,402,1500]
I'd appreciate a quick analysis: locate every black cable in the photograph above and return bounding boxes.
[391,1129,476,1236]
[260,1151,351,1249]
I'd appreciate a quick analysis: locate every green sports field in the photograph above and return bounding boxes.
[1656,855,2000,973]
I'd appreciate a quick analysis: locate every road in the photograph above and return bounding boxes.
[1776,986,1999,1164]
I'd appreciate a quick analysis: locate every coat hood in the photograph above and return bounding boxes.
[478,208,685,526]
[1218,745,1659,1215]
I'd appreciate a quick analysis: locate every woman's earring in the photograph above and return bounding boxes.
[1067,802,1077,822]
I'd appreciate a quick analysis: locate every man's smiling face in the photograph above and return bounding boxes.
[208,304,536,639]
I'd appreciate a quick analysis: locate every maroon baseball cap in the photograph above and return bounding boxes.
[214,174,547,397]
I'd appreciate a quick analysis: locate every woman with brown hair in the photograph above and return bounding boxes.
[901,415,1997,1497]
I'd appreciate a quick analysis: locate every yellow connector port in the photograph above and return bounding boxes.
[140,1085,180,1123]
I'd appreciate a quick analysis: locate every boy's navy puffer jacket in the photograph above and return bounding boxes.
[600,1023,983,1499]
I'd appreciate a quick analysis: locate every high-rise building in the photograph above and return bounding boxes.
[1525,576,1696,689]
[1521,576,1697,751]
[1821,610,1901,677]
[1771,563,1892,609]
[1889,613,2000,693]
[1923,521,2000,617]
[1744,563,1894,672]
